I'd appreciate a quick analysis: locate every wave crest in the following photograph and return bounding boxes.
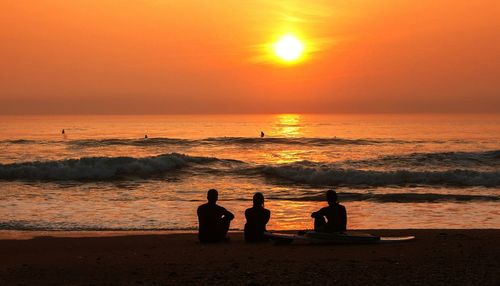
[261,165,500,187]
[1,152,498,187]
[2,137,400,147]
[347,150,500,169]
[0,153,234,181]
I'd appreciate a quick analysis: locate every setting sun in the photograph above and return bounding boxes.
[0,1,499,284]
[273,34,304,62]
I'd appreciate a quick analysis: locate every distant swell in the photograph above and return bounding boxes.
[260,165,500,187]
[0,153,239,181]
[69,138,192,147]
[272,192,500,203]
[199,137,383,146]
[2,137,407,147]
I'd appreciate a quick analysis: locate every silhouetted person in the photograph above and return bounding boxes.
[260,131,265,138]
[197,189,234,243]
[244,192,271,242]
[144,134,148,139]
[311,190,347,233]
[61,129,65,134]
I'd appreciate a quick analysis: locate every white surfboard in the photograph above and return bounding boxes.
[264,231,415,245]
[378,235,415,243]
[304,231,380,244]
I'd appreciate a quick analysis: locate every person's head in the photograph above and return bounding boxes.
[207,189,218,204]
[326,190,338,205]
[253,192,265,207]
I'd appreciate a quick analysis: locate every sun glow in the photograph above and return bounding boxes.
[273,34,304,62]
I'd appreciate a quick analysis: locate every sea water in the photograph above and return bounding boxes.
[0,114,499,230]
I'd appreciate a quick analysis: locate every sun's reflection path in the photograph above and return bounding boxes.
[274,114,303,137]
[265,149,304,164]
[260,114,307,164]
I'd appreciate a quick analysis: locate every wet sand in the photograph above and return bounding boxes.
[0,229,499,285]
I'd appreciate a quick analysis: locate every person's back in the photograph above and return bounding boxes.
[244,193,270,242]
[197,189,234,243]
[314,204,346,232]
[311,190,347,232]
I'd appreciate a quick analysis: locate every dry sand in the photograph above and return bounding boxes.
[0,229,499,285]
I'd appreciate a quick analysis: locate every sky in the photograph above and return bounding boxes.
[0,0,499,114]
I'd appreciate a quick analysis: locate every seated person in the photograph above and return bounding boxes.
[244,192,271,242]
[311,190,347,233]
[197,189,234,243]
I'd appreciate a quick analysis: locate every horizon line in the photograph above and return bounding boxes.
[1,111,500,116]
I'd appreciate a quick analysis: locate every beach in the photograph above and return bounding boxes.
[1,229,499,285]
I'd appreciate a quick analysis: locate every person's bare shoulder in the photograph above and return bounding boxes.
[197,203,208,212]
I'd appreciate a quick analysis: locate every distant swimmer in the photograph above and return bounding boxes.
[61,129,65,134]
[144,134,148,139]
[260,131,265,138]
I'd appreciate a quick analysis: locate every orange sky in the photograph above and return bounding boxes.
[0,0,499,114]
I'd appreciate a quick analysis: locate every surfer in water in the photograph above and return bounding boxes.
[244,192,271,242]
[260,131,265,138]
[311,190,347,233]
[197,189,235,243]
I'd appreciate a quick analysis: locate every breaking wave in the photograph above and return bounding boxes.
[261,164,500,187]
[1,151,499,187]
[0,153,241,181]
[346,150,500,169]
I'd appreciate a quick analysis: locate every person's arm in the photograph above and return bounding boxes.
[197,206,204,224]
[222,207,235,220]
[311,207,324,218]
[341,206,347,230]
[264,209,271,224]
[245,209,250,221]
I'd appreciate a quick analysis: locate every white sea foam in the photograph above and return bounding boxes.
[0,153,233,181]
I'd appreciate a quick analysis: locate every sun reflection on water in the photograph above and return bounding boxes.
[260,114,308,164]
[274,114,303,137]
[267,149,305,164]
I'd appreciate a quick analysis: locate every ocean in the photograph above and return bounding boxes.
[0,114,499,231]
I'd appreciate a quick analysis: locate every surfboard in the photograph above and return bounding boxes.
[304,231,380,244]
[378,236,415,243]
[264,231,415,245]
[263,232,297,245]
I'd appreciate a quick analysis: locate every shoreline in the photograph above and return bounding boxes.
[2,228,499,240]
[1,229,499,285]
[0,230,198,240]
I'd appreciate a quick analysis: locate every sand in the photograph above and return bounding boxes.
[0,229,499,285]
